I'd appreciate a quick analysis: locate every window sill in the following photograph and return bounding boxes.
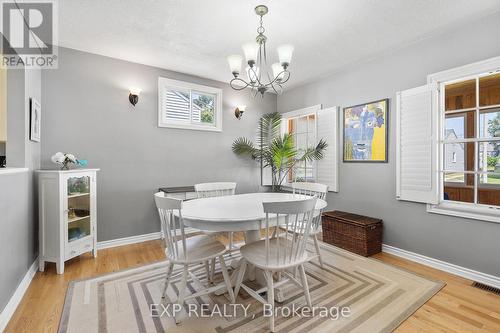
[427,202,500,224]
[158,122,222,132]
[0,167,29,175]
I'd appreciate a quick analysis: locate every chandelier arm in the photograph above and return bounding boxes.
[278,70,291,85]
[270,79,284,95]
[262,41,272,83]
[251,88,258,98]
[269,81,280,95]
[249,65,264,87]
[230,77,252,90]
[258,43,265,84]
[263,70,291,88]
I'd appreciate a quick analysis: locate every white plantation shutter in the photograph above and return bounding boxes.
[396,84,439,204]
[164,89,190,121]
[316,107,339,192]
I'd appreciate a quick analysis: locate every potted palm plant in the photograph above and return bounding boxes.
[232,112,327,192]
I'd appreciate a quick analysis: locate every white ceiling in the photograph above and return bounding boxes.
[58,0,500,89]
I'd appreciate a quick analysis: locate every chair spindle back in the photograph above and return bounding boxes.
[154,192,187,261]
[262,197,317,267]
[292,182,327,232]
[194,182,237,198]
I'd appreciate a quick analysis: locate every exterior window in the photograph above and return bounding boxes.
[286,113,317,182]
[158,77,222,132]
[441,72,500,206]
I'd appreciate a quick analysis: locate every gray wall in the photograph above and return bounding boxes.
[42,47,276,241]
[0,68,41,312]
[278,12,500,277]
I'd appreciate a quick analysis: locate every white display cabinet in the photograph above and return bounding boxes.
[37,169,99,274]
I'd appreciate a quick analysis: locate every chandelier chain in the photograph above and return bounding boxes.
[257,16,265,35]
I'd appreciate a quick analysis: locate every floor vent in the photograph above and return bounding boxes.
[472,282,500,296]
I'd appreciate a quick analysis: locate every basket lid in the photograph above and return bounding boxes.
[322,210,382,227]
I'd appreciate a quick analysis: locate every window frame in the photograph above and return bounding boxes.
[426,56,500,223]
[157,77,222,132]
[281,105,321,185]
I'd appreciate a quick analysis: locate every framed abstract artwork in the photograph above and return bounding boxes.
[30,98,41,142]
[343,98,388,162]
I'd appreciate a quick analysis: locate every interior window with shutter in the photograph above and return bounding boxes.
[158,77,222,132]
[396,84,439,204]
[277,105,338,191]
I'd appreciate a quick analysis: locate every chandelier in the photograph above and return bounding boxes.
[227,5,294,97]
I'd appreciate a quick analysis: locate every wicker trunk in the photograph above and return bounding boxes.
[322,211,382,257]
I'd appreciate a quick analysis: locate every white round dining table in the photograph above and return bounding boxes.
[180,192,327,300]
[180,192,327,236]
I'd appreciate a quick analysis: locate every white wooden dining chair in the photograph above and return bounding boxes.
[194,182,238,281]
[154,192,235,323]
[292,182,328,268]
[233,197,317,332]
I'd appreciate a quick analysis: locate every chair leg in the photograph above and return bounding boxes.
[204,261,210,284]
[219,256,235,303]
[229,232,234,251]
[265,271,275,332]
[162,262,174,299]
[233,259,247,299]
[298,264,312,308]
[210,258,216,283]
[313,234,324,268]
[175,265,189,324]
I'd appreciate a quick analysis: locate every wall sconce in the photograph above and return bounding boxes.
[129,88,141,106]
[235,105,246,120]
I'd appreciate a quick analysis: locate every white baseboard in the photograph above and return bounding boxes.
[0,257,39,332]
[382,244,500,289]
[97,228,202,250]
[97,232,162,250]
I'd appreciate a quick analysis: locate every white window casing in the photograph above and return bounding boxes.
[316,106,339,192]
[278,105,321,187]
[396,84,439,204]
[158,77,222,132]
[273,105,338,191]
[424,56,500,223]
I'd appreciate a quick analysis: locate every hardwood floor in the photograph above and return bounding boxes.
[5,238,500,333]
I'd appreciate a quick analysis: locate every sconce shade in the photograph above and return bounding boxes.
[277,44,294,66]
[227,55,243,76]
[129,87,141,95]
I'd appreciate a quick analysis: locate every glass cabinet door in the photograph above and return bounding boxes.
[66,176,91,242]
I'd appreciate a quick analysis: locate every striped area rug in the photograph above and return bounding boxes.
[59,242,444,333]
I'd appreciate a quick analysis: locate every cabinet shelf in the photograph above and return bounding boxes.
[68,192,90,198]
[68,214,90,224]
